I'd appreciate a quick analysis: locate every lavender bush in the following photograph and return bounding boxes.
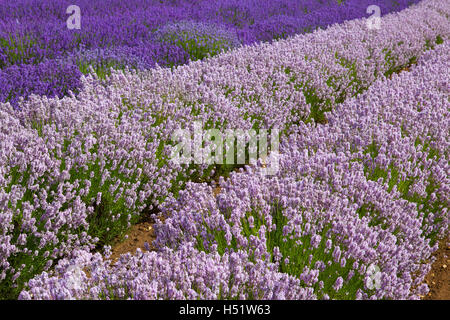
[285,42,449,243]
[154,20,241,61]
[0,74,184,298]
[0,59,82,107]
[19,244,315,300]
[12,0,449,300]
[153,161,433,299]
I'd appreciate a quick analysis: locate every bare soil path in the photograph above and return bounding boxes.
[423,236,449,300]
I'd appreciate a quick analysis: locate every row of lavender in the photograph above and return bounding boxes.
[0,0,448,298]
[19,36,449,301]
[105,0,448,133]
[0,0,421,108]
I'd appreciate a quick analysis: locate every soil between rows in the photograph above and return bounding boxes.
[423,236,449,300]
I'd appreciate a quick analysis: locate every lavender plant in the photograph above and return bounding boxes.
[2,0,448,300]
[18,243,315,300]
[153,159,433,299]
[0,74,184,297]
[70,43,189,79]
[154,20,241,61]
[0,59,82,108]
[17,34,449,301]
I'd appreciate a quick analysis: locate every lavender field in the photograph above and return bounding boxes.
[0,0,448,300]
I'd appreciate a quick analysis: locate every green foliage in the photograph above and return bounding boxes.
[192,201,373,300]
[0,34,38,68]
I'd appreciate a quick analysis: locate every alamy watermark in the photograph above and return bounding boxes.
[366,264,382,290]
[170,121,280,176]
[66,5,81,30]
[65,264,83,291]
[366,5,381,30]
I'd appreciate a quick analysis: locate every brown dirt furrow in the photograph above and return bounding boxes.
[108,221,156,263]
[423,236,449,300]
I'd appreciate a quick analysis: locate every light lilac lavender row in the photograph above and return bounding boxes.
[18,243,314,300]
[20,148,434,299]
[283,40,449,240]
[0,72,188,295]
[8,1,449,298]
[146,45,449,299]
